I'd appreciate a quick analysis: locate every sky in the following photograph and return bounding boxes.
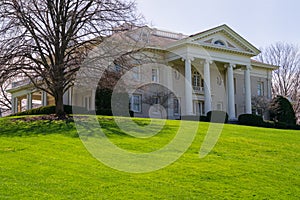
[136,0,300,49]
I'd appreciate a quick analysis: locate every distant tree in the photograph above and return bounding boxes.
[269,95,296,125]
[0,0,140,117]
[256,42,300,123]
[252,96,270,117]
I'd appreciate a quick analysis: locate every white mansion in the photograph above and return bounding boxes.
[8,24,277,120]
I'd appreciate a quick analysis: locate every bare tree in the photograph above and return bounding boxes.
[251,96,270,118]
[256,42,300,123]
[0,0,140,117]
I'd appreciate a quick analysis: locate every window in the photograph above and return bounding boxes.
[153,97,159,104]
[114,64,121,72]
[131,94,141,112]
[192,71,204,93]
[192,71,201,87]
[234,78,237,94]
[252,108,263,116]
[152,68,159,82]
[194,101,205,115]
[257,82,264,96]
[84,96,91,110]
[235,104,237,118]
[214,40,225,46]
[174,69,180,80]
[174,98,180,115]
[132,67,140,80]
[217,103,223,111]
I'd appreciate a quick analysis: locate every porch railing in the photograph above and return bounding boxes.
[11,79,32,88]
[193,86,204,94]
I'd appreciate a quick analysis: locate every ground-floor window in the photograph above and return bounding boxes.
[194,101,205,115]
[173,98,180,115]
[217,102,223,111]
[84,96,91,110]
[131,94,142,112]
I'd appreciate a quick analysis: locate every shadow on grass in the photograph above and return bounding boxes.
[0,117,78,138]
[0,116,181,139]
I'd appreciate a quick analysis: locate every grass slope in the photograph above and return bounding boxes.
[0,116,299,199]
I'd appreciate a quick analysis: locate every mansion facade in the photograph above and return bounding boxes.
[8,24,277,120]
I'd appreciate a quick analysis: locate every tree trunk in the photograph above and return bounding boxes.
[55,89,65,118]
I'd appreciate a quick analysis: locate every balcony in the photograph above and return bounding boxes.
[11,79,32,89]
[193,86,204,94]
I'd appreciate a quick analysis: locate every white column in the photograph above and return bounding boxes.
[15,98,19,113]
[167,64,174,118]
[267,70,272,99]
[68,88,73,105]
[42,91,47,106]
[184,57,194,115]
[226,63,236,120]
[244,65,252,114]
[26,93,32,110]
[204,59,212,114]
[91,89,96,110]
[11,95,15,114]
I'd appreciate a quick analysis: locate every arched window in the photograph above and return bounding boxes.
[192,70,201,87]
[214,40,225,46]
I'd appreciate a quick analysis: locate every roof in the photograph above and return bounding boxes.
[251,59,279,69]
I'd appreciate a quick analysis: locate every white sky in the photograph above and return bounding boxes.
[136,0,300,48]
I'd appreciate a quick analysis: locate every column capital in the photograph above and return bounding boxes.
[199,59,213,65]
[204,59,213,65]
[224,63,236,69]
[246,65,252,70]
[181,56,194,62]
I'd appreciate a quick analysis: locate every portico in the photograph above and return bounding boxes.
[179,56,252,120]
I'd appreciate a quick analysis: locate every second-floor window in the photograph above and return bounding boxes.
[152,68,159,82]
[131,94,142,112]
[257,82,264,96]
[132,67,140,80]
[192,71,204,92]
[193,71,201,87]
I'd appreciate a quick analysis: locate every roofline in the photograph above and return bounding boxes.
[251,59,279,70]
[186,24,261,55]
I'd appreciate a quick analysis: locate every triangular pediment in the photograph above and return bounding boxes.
[188,24,260,56]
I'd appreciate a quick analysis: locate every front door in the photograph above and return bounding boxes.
[194,100,205,116]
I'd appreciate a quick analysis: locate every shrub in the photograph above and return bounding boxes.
[180,115,208,122]
[207,111,228,123]
[274,122,300,130]
[95,109,113,116]
[238,114,264,126]
[200,115,209,122]
[10,105,87,116]
[269,96,296,125]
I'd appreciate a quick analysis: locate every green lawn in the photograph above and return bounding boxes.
[0,116,299,199]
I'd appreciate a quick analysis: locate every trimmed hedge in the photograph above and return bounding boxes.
[238,114,264,126]
[10,105,87,116]
[238,114,300,130]
[180,115,208,122]
[95,109,113,116]
[207,111,228,123]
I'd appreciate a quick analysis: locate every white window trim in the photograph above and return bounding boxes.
[131,94,142,113]
[83,96,91,111]
[151,68,159,83]
[173,98,180,116]
[132,67,141,81]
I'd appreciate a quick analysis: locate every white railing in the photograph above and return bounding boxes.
[153,29,186,40]
[193,86,204,94]
[11,79,32,88]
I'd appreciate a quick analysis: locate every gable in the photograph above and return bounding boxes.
[187,24,261,56]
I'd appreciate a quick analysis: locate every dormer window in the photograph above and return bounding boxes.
[214,40,225,46]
